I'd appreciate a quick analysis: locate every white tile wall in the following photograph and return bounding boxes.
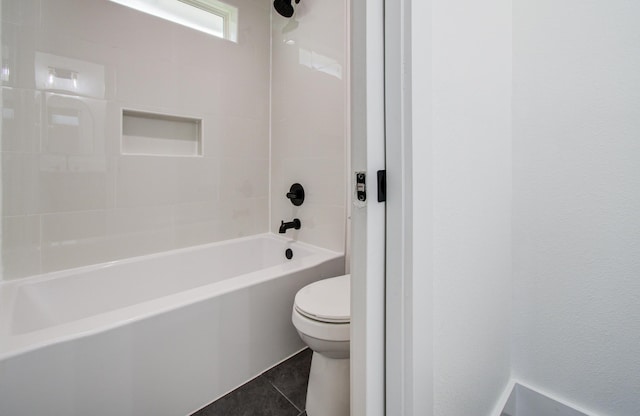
[1,0,271,278]
[1,0,348,279]
[270,0,348,252]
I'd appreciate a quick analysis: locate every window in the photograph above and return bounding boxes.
[110,0,238,42]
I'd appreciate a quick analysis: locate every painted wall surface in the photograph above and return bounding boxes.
[270,0,347,252]
[1,0,271,279]
[429,0,513,414]
[512,1,640,415]
[409,0,435,413]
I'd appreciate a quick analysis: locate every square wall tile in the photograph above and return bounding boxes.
[1,0,40,27]
[115,53,175,111]
[219,197,269,239]
[173,201,223,248]
[106,206,174,237]
[219,158,269,201]
[298,204,345,253]
[2,152,39,216]
[41,210,107,246]
[1,215,41,279]
[1,87,41,153]
[217,116,269,159]
[173,157,220,204]
[38,154,113,213]
[116,156,177,208]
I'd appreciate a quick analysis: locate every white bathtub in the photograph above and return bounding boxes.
[0,233,344,416]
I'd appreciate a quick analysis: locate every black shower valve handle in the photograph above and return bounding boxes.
[286,183,305,206]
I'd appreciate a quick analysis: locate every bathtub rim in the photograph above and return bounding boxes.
[1,232,337,287]
[0,233,343,361]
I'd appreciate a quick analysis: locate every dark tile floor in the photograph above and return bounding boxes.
[192,349,312,416]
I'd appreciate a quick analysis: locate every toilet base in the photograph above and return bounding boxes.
[306,352,350,416]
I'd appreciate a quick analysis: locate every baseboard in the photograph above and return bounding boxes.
[496,381,600,416]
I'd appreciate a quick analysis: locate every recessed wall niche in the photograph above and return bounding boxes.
[121,109,203,156]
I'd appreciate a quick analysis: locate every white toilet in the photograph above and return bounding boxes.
[292,274,350,416]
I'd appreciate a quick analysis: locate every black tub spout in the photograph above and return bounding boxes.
[279,218,301,233]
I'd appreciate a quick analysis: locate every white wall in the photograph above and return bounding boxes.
[1,0,271,279]
[404,0,513,414]
[396,1,640,414]
[431,0,513,414]
[512,1,640,415]
[270,0,348,252]
[409,0,435,413]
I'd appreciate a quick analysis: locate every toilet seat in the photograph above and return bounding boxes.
[294,274,350,324]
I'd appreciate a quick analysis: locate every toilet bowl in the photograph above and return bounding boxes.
[292,274,350,416]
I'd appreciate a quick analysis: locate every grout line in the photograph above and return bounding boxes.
[267,379,303,413]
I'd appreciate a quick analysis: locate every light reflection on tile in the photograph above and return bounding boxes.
[35,53,106,99]
[42,93,107,155]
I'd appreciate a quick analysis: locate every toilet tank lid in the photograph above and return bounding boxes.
[294,274,350,323]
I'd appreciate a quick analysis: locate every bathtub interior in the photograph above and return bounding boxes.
[0,233,342,360]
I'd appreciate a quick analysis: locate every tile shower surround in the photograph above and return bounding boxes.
[2,0,348,280]
[269,0,347,253]
[1,0,271,278]
[2,0,270,279]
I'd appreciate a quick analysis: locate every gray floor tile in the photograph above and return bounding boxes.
[192,376,300,416]
[262,349,312,411]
